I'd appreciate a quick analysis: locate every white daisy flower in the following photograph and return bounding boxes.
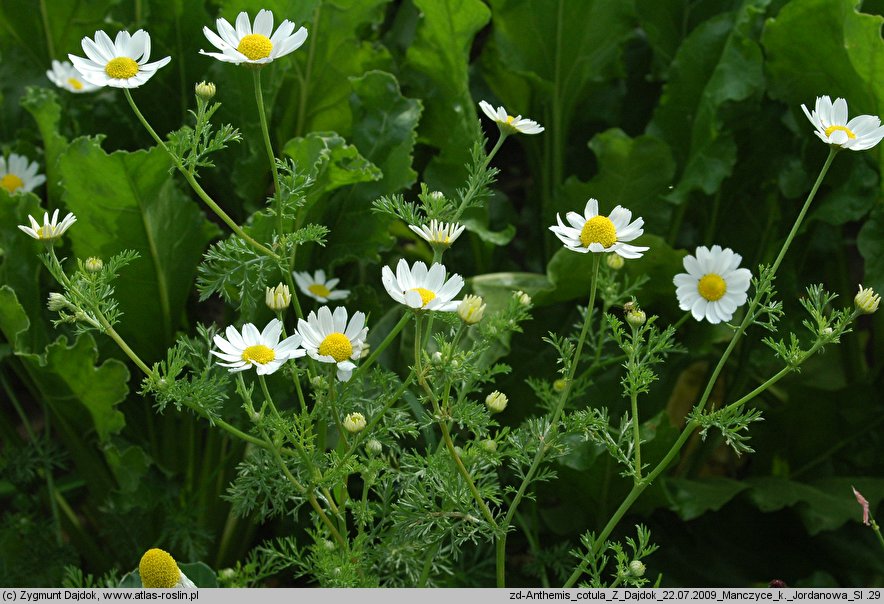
[673,245,752,324]
[46,60,100,93]
[1,153,46,195]
[801,96,884,151]
[18,209,76,241]
[293,269,350,303]
[478,100,544,135]
[549,198,648,259]
[68,29,171,89]
[381,259,464,312]
[200,9,308,65]
[408,219,465,248]
[211,318,304,375]
[297,306,368,382]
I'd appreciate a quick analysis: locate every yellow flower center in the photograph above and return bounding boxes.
[824,125,856,140]
[506,115,515,123]
[67,77,84,91]
[237,34,273,60]
[410,287,436,307]
[308,283,332,298]
[697,274,727,302]
[139,548,180,588]
[241,344,275,365]
[1,173,24,193]
[579,215,617,248]
[104,57,139,79]
[318,332,353,362]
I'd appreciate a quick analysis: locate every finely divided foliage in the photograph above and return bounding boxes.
[2,0,883,591]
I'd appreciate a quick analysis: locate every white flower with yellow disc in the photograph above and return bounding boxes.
[68,30,171,89]
[408,219,465,248]
[381,259,464,312]
[673,245,751,324]
[297,306,368,382]
[549,198,648,259]
[211,318,303,375]
[200,9,308,65]
[46,60,100,93]
[293,269,350,303]
[801,96,884,151]
[18,210,76,241]
[478,100,544,135]
[1,153,46,195]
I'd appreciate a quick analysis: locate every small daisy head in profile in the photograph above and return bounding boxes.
[211,318,304,375]
[68,30,171,89]
[801,96,884,151]
[408,219,465,248]
[478,100,544,135]
[297,306,368,382]
[139,548,196,589]
[381,259,464,312]
[1,153,46,195]
[46,60,100,93]
[18,210,76,241]
[549,198,648,259]
[293,269,350,303]
[200,9,308,66]
[673,245,752,324]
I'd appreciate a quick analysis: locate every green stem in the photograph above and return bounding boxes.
[415,315,497,530]
[252,69,283,239]
[123,89,279,260]
[497,253,602,587]
[870,517,884,552]
[630,390,641,483]
[769,147,837,276]
[454,133,507,221]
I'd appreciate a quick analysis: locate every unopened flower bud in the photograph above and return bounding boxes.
[85,256,103,272]
[195,81,216,101]
[822,327,833,336]
[343,412,366,433]
[323,540,336,551]
[366,439,382,456]
[310,375,327,390]
[219,568,236,580]
[429,191,444,200]
[514,290,532,306]
[855,285,880,315]
[553,378,567,392]
[481,439,497,453]
[432,351,443,364]
[458,294,486,325]
[485,390,508,413]
[47,292,69,312]
[265,283,291,311]
[606,254,625,270]
[626,308,646,328]
[628,560,645,577]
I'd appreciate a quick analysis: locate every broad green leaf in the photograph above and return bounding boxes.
[857,205,884,294]
[549,129,677,230]
[20,86,67,204]
[763,0,884,183]
[663,477,749,521]
[747,477,884,535]
[105,442,152,494]
[812,160,878,226]
[480,0,634,193]
[647,0,770,203]
[469,272,550,310]
[0,286,128,444]
[405,0,489,187]
[282,132,382,203]
[348,71,421,201]
[58,137,219,361]
[0,189,50,352]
